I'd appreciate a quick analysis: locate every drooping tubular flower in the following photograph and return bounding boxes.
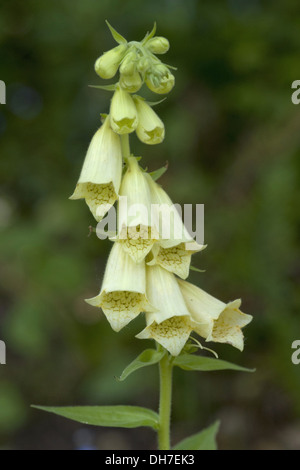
[133,96,165,145]
[85,242,153,332]
[110,86,138,134]
[147,241,205,280]
[70,116,122,222]
[145,173,193,248]
[178,279,253,351]
[136,265,197,356]
[117,156,159,263]
[143,173,204,277]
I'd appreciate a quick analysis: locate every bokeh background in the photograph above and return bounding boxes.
[1,0,300,450]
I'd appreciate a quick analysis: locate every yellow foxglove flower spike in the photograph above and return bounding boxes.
[178,279,253,351]
[145,173,194,249]
[136,265,196,356]
[133,96,165,145]
[85,242,153,332]
[147,241,206,280]
[110,86,138,134]
[116,156,159,263]
[70,116,122,222]
[95,44,128,79]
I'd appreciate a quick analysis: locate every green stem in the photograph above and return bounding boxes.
[158,352,173,450]
[120,134,131,162]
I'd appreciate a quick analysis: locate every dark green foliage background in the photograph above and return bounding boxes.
[0,0,300,449]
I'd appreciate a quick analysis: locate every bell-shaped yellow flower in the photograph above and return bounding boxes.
[133,96,165,145]
[136,265,195,356]
[145,173,193,249]
[95,44,127,79]
[110,86,138,135]
[86,242,153,332]
[70,116,122,222]
[178,279,253,351]
[148,241,206,280]
[117,157,159,263]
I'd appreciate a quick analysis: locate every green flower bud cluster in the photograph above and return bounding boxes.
[94,22,175,95]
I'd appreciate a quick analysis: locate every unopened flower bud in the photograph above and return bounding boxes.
[137,57,151,74]
[110,87,138,134]
[119,51,137,76]
[133,96,165,145]
[146,36,170,54]
[95,44,127,79]
[119,71,142,93]
[146,66,175,94]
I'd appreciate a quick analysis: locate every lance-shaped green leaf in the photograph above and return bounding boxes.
[31,405,159,430]
[173,353,255,372]
[149,163,168,181]
[118,348,166,381]
[105,20,127,44]
[173,421,220,450]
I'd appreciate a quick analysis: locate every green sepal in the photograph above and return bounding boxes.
[149,163,168,181]
[190,266,206,273]
[117,348,166,381]
[162,62,178,71]
[31,405,159,430]
[133,94,166,107]
[141,22,157,45]
[89,84,117,91]
[173,421,220,450]
[173,353,255,372]
[100,113,109,123]
[105,20,127,45]
[146,98,167,107]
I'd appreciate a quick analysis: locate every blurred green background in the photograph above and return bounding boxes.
[1,0,300,450]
